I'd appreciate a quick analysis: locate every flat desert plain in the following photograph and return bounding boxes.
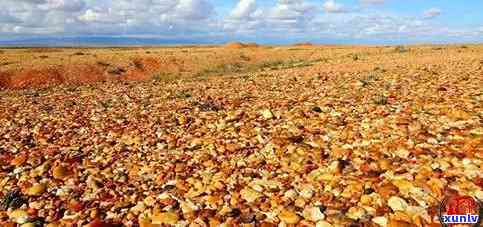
[0,44,482,226]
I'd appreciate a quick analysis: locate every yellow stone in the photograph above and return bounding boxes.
[208,218,221,227]
[20,223,36,227]
[151,212,179,225]
[260,109,274,120]
[9,209,29,224]
[52,166,69,180]
[360,195,373,205]
[240,187,262,203]
[346,206,366,220]
[316,221,334,227]
[26,183,46,196]
[138,218,153,227]
[278,209,300,224]
[303,206,325,222]
[372,216,388,226]
[387,196,408,212]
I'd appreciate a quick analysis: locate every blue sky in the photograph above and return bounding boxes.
[1,0,482,45]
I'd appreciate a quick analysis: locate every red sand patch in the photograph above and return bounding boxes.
[9,67,65,89]
[62,64,106,84]
[0,71,12,89]
[122,57,161,81]
[0,57,163,89]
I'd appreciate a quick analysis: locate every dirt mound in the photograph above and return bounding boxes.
[8,67,65,89]
[245,42,260,48]
[224,42,247,49]
[62,64,106,84]
[0,56,164,89]
[293,42,314,47]
[224,42,261,49]
[0,71,12,89]
[123,57,161,81]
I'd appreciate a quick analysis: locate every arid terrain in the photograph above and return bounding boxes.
[0,44,482,226]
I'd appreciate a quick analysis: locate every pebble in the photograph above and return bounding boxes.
[299,187,314,199]
[346,206,366,220]
[26,183,46,196]
[10,154,27,167]
[278,209,300,224]
[260,109,274,119]
[303,206,325,222]
[20,223,36,227]
[138,218,152,227]
[372,216,388,226]
[151,212,179,225]
[52,165,69,180]
[387,196,408,212]
[240,187,262,203]
[315,221,334,227]
[8,209,29,224]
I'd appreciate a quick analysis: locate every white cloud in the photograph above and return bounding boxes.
[74,0,216,36]
[39,0,86,12]
[224,0,317,36]
[360,0,384,5]
[173,0,214,20]
[423,8,441,19]
[78,9,118,24]
[229,0,257,19]
[323,0,348,13]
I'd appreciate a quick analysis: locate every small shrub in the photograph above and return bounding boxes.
[97,61,110,67]
[100,100,113,109]
[152,73,178,82]
[39,55,49,59]
[373,95,388,105]
[258,59,317,70]
[193,100,222,112]
[240,54,251,61]
[313,58,328,63]
[176,90,192,99]
[196,63,244,77]
[394,46,408,53]
[73,52,85,56]
[373,66,386,73]
[107,67,126,75]
[132,59,144,70]
[260,60,284,70]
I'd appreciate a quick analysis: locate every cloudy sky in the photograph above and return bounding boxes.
[1,0,483,45]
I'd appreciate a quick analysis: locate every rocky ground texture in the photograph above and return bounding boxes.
[0,45,482,226]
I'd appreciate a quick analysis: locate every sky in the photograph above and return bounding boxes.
[1,0,483,45]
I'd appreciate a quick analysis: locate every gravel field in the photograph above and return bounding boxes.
[0,44,482,226]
